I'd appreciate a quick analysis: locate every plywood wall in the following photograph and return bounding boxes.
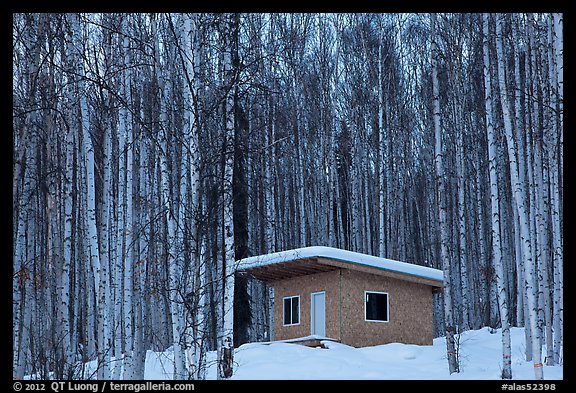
[340,269,434,347]
[271,270,341,341]
[270,267,434,347]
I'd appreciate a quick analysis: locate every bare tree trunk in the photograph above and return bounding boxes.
[120,21,135,379]
[153,14,187,380]
[59,58,76,380]
[14,136,36,380]
[377,23,386,258]
[453,64,470,332]
[482,13,512,379]
[189,238,207,379]
[180,12,204,378]
[431,13,458,375]
[550,12,563,366]
[97,87,113,380]
[218,13,237,380]
[495,13,542,380]
[264,84,276,253]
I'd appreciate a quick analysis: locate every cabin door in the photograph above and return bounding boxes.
[311,291,326,337]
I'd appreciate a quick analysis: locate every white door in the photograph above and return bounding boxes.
[311,291,326,337]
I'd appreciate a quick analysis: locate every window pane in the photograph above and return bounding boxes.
[291,297,299,324]
[284,298,291,325]
[366,292,388,321]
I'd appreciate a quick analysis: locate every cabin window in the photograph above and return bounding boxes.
[283,296,300,326]
[365,291,389,322]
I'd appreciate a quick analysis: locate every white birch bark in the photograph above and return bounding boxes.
[70,13,101,303]
[482,14,512,379]
[550,12,563,366]
[264,88,276,253]
[378,24,386,258]
[330,16,341,249]
[112,22,127,378]
[453,68,470,332]
[512,195,526,329]
[495,13,543,379]
[77,145,97,362]
[264,121,276,253]
[13,194,27,380]
[552,14,563,178]
[58,39,76,379]
[13,14,43,378]
[153,14,187,380]
[517,47,535,362]
[14,124,37,378]
[13,188,25,377]
[512,43,528,332]
[161,98,187,380]
[431,13,458,375]
[193,20,204,343]
[456,136,470,331]
[97,88,113,380]
[121,26,135,379]
[472,146,488,329]
[112,102,125,379]
[182,12,203,379]
[173,17,189,371]
[133,102,147,380]
[350,132,360,252]
[17,225,33,377]
[534,135,553,365]
[524,27,540,349]
[532,24,554,365]
[294,87,307,248]
[327,127,337,248]
[95,15,117,380]
[190,238,208,379]
[70,12,100,372]
[362,154,372,255]
[218,15,236,379]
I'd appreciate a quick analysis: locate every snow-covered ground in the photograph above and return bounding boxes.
[30,327,561,380]
[145,327,562,380]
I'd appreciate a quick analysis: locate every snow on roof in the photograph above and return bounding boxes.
[236,246,443,283]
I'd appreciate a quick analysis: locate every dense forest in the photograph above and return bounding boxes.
[12,13,562,380]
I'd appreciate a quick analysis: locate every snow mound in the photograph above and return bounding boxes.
[218,327,563,380]
[28,327,562,380]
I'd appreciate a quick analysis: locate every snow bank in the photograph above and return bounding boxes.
[208,327,562,380]
[28,327,561,380]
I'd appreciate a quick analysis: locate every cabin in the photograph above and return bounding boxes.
[237,246,443,348]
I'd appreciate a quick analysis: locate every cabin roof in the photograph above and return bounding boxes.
[236,246,443,288]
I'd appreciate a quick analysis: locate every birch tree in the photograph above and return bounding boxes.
[482,13,512,379]
[217,12,237,380]
[153,14,188,380]
[120,14,136,379]
[94,14,115,380]
[59,14,76,379]
[377,16,386,259]
[13,14,44,378]
[177,12,205,379]
[431,13,458,375]
[549,12,563,366]
[494,13,542,380]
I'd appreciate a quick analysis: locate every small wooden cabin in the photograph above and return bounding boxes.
[237,246,443,347]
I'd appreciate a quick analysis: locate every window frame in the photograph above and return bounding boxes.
[282,295,300,326]
[364,290,389,323]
